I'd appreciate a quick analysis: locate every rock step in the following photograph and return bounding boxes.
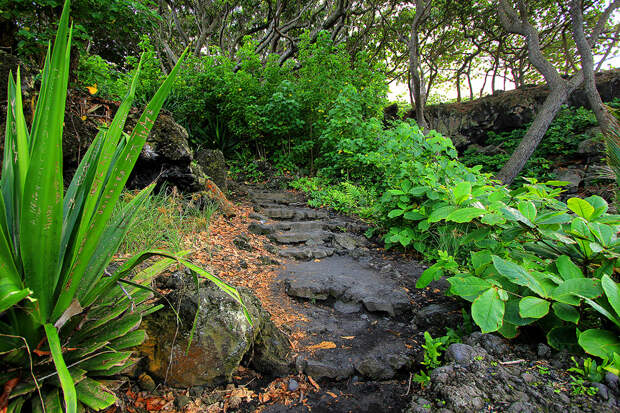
[269,230,333,245]
[249,191,301,206]
[262,207,328,221]
[249,220,326,236]
[279,246,335,260]
[279,256,411,317]
[293,307,416,381]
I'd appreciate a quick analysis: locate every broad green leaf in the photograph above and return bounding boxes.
[77,351,132,372]
[584,298,620,328]
[45,323,76,413]
[602,274,620,317]
[585,195,608,220]
[556,255,583,280]
[518,296,549,319]
[447,276,492,301]
[498,321,519,339]
[428,205,456,223]
[517,201,536,222]
[388,209,404,218]
[471,288,505,333]
[552,278,602,305]
[535,210,571,225]
[75,378,116,410]
[446,207,485,223]
[578,329,620,360]
[552,302,580,324]
[403,210,425,221]
[547,326,579,352]
[504,299,537,326]
[109,330,146,350]
[587,222,614,247]
[453,181,471,205]
[491,256,546,297]
[567,197,594,220]
[0,286,30,314]
[416,264,443,289]
[501,206,533,227]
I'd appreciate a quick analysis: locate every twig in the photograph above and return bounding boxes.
[499,359,526,365]
[404,372,413,396]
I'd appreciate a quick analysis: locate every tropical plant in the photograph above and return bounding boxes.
[0,1,248,411]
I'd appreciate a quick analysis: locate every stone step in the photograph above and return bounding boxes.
[249,220,326,236]
[279,256,411,317]
[279,246,334,260]
[269,230,333,245]
[249,191,301,206]
[293,308,416,381]
[262,207,328,221]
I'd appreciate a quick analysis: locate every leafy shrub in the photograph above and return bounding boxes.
[290,177,377,217]
[0,3,247,411]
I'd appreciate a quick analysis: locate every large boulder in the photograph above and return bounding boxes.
[195,148,228,192]
[140,272,291,387]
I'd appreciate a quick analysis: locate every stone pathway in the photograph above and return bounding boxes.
[245,188,427,411]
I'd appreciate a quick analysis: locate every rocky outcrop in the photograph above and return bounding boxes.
[140,272,291,387]
[405,69,620,149]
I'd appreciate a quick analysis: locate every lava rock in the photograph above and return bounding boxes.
[140,278,290,387]
[233,234,253,251]
[195,148,228,192]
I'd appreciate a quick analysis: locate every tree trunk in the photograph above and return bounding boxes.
[408,0,430,130]
[496,86,571,184]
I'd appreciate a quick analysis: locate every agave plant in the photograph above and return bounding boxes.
[0,1,248,412]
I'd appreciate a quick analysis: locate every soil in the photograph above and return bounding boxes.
[115,179,619,413]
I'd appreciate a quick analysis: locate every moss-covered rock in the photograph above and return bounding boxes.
[195,148,228,191]
[140,273,290,387]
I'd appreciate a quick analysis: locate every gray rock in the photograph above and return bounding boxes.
[270,230,332,244]
[195,148,228,191]
[334,233,357,250]
[279,246,334,260]
[280,256,411,316]
[304,357,354,380]
[431,365,455,384]
[537,343,551,358]
[141,280,290,387]
[605,372,619,393]
[592,382,609,400]
[553,167,584,191]
[354,356,394,380]
[248,222,273,235]
[415,303,460,329]
[233,234,253,251]
[333,300,362,314]
[521,372,535,384]
[288,379,299,392]
[445,343,486,365]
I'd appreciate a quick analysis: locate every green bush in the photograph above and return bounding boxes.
[0,2,247,411]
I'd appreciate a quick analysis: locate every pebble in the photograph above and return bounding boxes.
[288,379,299,391]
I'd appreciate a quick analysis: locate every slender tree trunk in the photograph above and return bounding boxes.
[496,86,571,184]
[408,0,430,130]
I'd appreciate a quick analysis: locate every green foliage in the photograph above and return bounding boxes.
[0,3,247,410]
[413,331,461,387]
[290,177,377,217]
[568,357,605,383]
[462,106,599,183]
[117,189,217,255]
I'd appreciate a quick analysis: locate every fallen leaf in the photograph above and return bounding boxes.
[86,84,98,95]
[307,341,336,350]
[308,376,320,390]
[326,391,338,398]
[341,336,355,340]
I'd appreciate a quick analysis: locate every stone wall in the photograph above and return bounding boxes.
[404,69,620,150]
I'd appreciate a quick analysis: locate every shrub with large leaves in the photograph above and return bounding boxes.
[0,1,248,411]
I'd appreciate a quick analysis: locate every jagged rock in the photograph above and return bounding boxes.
[195,148,228,192]
[553,167,585,192]
[278,246,334,260]
[140,276,290,387]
